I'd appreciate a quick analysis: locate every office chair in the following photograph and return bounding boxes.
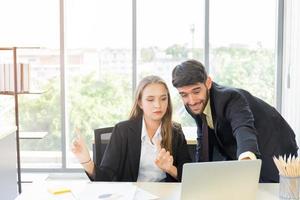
[93,127,114,167]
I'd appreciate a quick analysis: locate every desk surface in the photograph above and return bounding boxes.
[15,180,279,200]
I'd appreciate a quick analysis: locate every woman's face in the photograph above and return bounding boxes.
[139,83,168,123]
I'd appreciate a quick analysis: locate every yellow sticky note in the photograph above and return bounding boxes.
[48,187,71,195]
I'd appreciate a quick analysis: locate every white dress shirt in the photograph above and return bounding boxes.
[137,117,166,182]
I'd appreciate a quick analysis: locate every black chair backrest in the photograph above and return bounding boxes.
[93,127,114,166]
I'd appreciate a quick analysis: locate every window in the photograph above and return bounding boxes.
[137,0,204,126]
[0,0,285,171]
[210,0,276,105]
[65,0,132,167]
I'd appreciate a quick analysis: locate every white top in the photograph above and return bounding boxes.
[137,118,166,182]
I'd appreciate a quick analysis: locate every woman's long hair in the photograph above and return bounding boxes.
[129,75,173,154]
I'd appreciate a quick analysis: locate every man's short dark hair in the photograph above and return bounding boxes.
[172,59,208,88]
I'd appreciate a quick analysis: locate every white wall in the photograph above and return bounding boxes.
[282,0,300,145]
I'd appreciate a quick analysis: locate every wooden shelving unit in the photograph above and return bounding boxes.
[0,47,39,194]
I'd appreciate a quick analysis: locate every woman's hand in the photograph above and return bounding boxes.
[71,128,91,164]
[71,128,95,176]
[155,141,178,179]
[155,147,174,172]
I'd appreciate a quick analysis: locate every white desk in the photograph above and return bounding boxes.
[15,180,279,200]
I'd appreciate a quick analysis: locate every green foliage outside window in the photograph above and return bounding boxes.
[212,46,275,105]
[17,47,274,151]
[19,72,131,150]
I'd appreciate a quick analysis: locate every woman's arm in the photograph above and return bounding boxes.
[71,125,123,181]
[71,130,95,178]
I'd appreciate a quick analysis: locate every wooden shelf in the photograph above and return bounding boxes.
[0,91,43,95]
[0,91,15,95]
[19,131,48,139]
[0,47,40,50]
[0,47,14,50]
[0,46,40,194]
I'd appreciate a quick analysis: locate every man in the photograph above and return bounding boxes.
[172,59,298,183]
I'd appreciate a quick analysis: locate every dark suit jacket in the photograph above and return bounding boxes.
[90,116,191,182]
[188,82,298,182]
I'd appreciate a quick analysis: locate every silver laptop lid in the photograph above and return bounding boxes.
[181,160,262,200]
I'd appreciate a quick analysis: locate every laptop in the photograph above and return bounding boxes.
[180,159,262,200]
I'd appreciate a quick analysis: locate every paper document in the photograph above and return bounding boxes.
[76,182,137,200]
[134,187,159,200]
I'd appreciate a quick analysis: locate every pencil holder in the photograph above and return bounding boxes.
[279,175,300,200]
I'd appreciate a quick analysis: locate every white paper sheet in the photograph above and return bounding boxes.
[76,182,137,200]
[134,187,159,200]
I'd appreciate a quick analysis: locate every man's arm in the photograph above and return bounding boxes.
[224,91,261,158]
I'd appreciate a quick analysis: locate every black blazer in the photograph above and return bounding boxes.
[90,116,191,182]
[188,82,298,182]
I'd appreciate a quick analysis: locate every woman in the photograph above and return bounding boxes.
[72,75,191,182]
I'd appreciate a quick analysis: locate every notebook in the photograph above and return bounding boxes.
[180,159,262,200]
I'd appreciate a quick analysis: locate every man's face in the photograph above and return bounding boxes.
[177,78,212,115]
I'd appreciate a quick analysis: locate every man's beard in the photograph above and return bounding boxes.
[186,88,210,115]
